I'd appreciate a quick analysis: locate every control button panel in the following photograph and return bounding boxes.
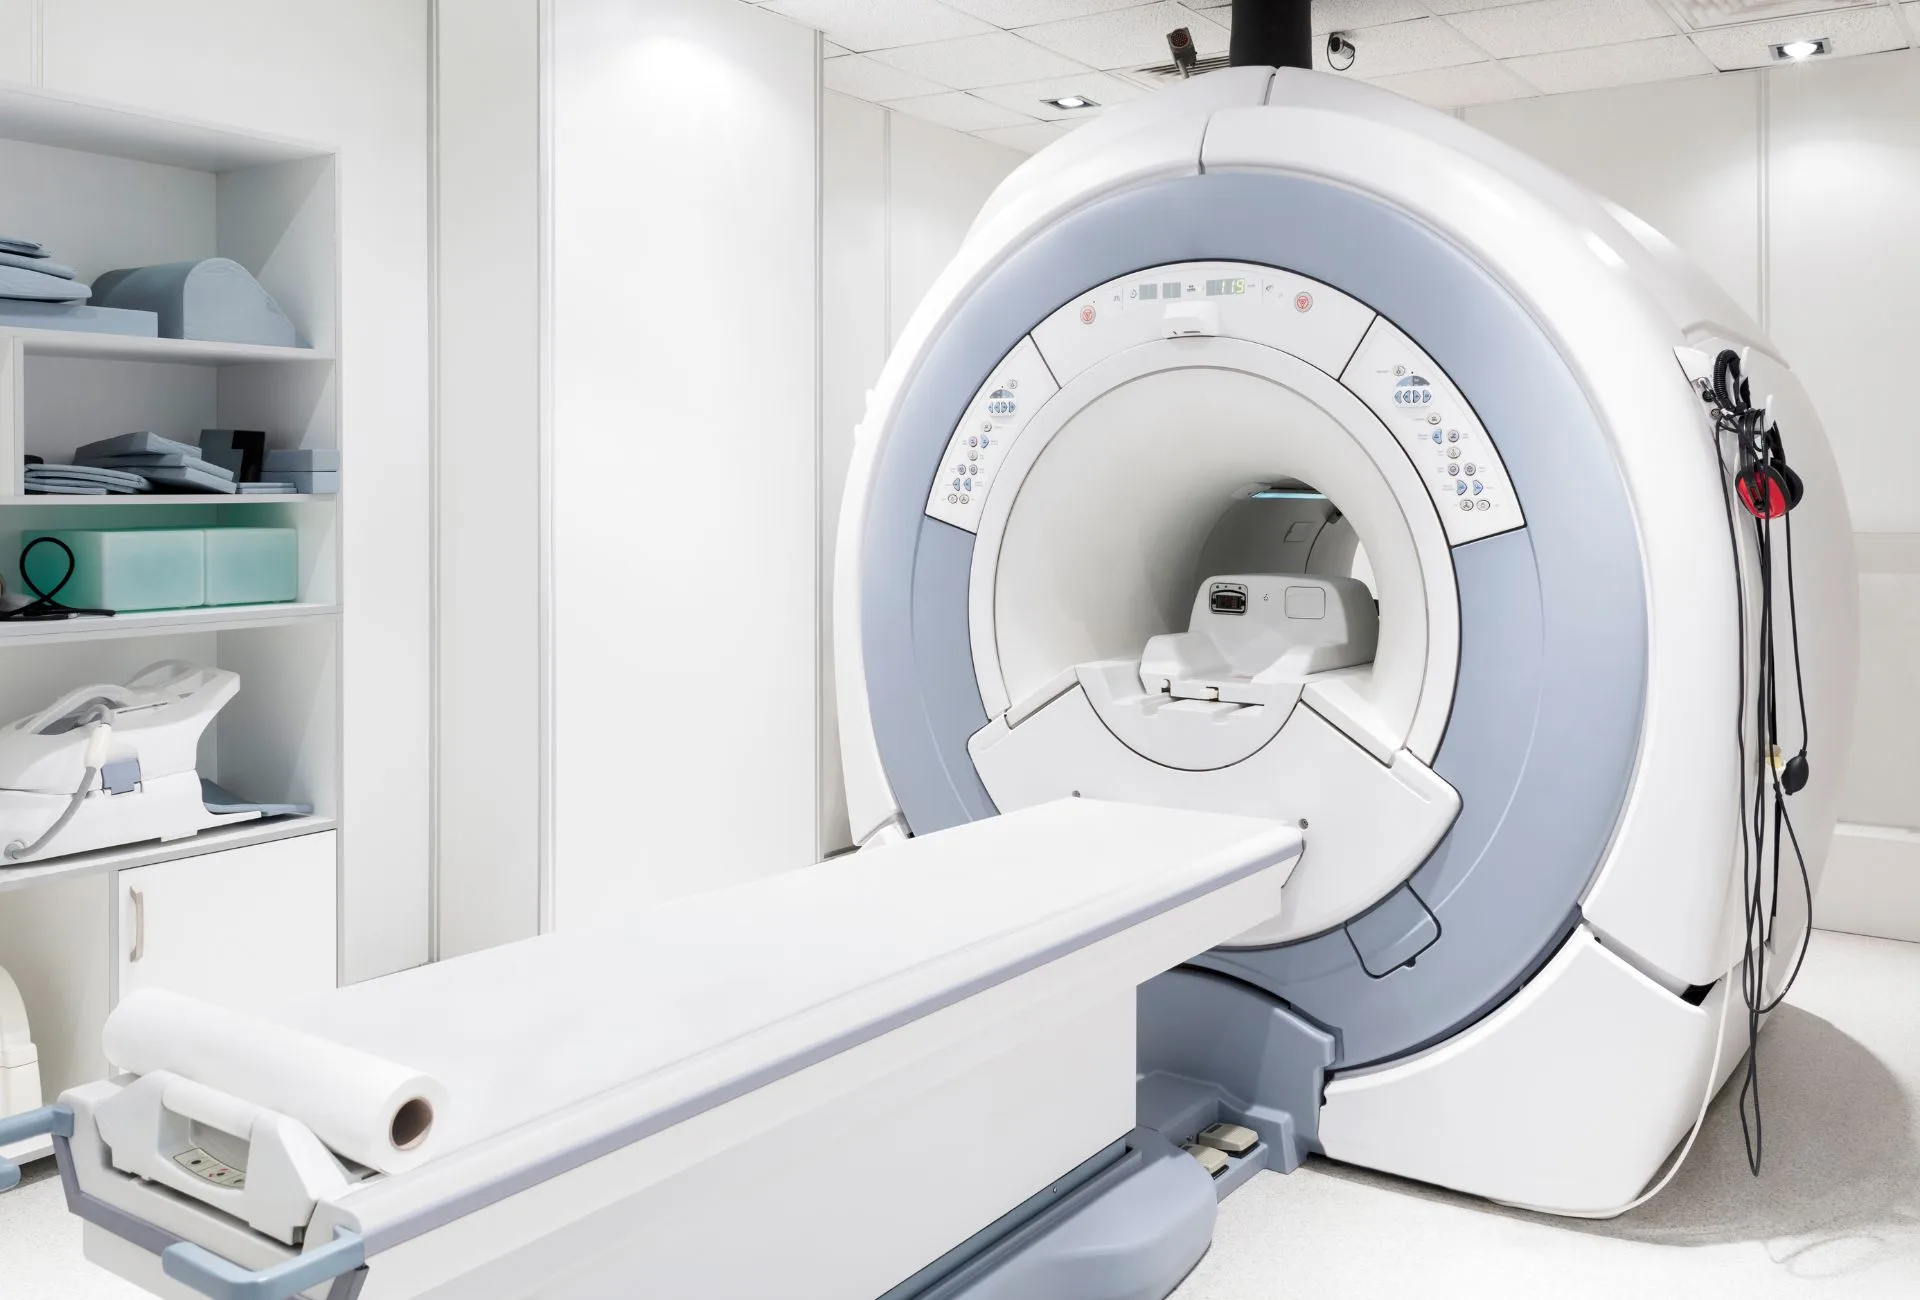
[1031,261,1376,386]
[925,334,1059,534]
[1341,317,1524,545]
[175,1146,246,1189]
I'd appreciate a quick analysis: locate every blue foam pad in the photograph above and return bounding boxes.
[90,258,301,346]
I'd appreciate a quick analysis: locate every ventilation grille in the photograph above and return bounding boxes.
[1662,0,1877,29]
[1127,53,1234,84]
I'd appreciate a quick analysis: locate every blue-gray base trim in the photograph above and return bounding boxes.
[885,1129,1216,1300]
[856,168,1648,1073]
[1137,969,1335,1172]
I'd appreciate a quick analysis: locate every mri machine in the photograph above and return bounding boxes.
[0,51,1857,1300]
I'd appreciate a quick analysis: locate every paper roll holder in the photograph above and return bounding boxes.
[94,1070,357,1245]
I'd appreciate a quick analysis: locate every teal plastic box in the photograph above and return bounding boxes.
[204,528,298,606]
[22,528,205,612]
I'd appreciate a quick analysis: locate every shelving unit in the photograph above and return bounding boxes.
[0,84,345,1119]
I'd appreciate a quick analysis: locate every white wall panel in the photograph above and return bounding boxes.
[0,0,31,85]
[818,91,888,856]
[36,0,432,982]
[1768,51,1920,535]
[549,0,819,922]
[887,114,1025,349]
[1465,72,1762,319]
[433,1,544,958]
[817,99,1021,856]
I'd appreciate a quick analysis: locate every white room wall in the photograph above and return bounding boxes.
[548,0,820,924]
[0,1,434,983]
[432,2,543,959]
[1466,48,1920,941]
[818,94,1024,855]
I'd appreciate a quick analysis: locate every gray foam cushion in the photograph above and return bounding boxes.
[91,258,300,346]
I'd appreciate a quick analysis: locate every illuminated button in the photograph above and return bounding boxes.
[1477,499,1491,511]
[1447,464,1460,476]
[1431,431,1443,444]
[1456,481,1468,496]
[1473,480,1484,495]
[1079,304,1096,324]
[1447,447,1461,459]
[952,478,962,490]
[1422,390,1432,404]
[1447,429,1461,442]
[964,478,973,491]
[980,436,990,448]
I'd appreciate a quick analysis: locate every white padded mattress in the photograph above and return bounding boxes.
[278,799,1300,1158]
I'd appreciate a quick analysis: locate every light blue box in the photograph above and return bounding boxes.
[204,528,298,606]
[22,529,205,612]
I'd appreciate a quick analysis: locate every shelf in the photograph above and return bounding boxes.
[0,815,336,895]
[0,602,338,645]
[0,83,332,172]
[0,494,334,507]
[0,328,331,366]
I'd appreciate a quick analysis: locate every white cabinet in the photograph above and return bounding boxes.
[116,833,336,1016]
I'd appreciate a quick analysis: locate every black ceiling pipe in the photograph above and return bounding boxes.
[1229,0,1313,70]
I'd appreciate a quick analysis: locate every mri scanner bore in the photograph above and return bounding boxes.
[836,65,1858,1218]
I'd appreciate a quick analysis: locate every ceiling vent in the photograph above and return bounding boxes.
[1123,52,1234,86]
[1660,0,1877,29]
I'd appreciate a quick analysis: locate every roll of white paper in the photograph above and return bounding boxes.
[103,989,447,1175]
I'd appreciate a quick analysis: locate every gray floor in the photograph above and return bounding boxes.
[2,931,1916,1299]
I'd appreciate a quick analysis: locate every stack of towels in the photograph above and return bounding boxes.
[25,432,335,495]
[0,236,89,306]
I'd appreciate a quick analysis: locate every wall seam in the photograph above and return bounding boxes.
[813,30,826,860]
[425,0,443,964]
[1757,69,1772,337]
[537,0,558,934]
[882,109,894,346]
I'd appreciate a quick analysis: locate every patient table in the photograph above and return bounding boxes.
[2,799,1299,1299]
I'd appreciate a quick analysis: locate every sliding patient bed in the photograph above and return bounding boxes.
[2,799,1300,1300]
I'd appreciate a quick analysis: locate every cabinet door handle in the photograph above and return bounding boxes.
[128,888,145,963]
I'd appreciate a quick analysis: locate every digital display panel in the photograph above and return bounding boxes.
[1205,278,1248,296]
[1138,283,1159,300]
[1162,282,1182,299]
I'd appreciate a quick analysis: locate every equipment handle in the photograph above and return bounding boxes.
[162,1227,365,1300]
[0,1104,73,1191]
[129,887,145,962]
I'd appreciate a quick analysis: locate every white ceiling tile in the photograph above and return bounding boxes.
[1018,2,1231,70]
[825,53,953,99]
[1313,0,1432,35]
[1445,0,1676,58]
[1425,0,1541,11]
[760,0,993,52]
[972,69,1147,117]
[1505,33,1716,93]
[884,90,1038,131]
[1311,17,1483,77]
[974,121,1071,152]
[1366,59,1538,106]
[1666,0,1884,31]
[1686,4,1907,67]
[940,0,1149,24]
[823,40,852,57]
[869,31,1090,88]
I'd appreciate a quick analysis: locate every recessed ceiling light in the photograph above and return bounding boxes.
[1042,95,1096,110]
[1770,37,1831,61]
